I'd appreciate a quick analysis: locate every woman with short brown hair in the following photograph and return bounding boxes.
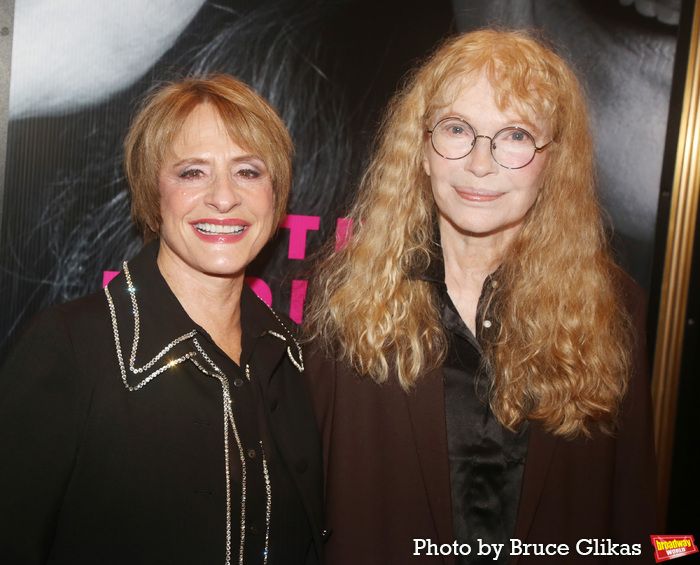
[0,74,323,565]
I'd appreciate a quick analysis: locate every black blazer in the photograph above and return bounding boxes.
[0,242,324,564]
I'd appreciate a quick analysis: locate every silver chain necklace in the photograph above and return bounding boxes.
[104,260,279,565]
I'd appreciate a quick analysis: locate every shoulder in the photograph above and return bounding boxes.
[0,290,115,429]
[51,288,111,324]
[9,290,110,354]
[1,289,115,393]
[271,308,300,339]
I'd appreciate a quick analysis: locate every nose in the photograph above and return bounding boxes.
[204,174,243,213]
[465,135,497,177]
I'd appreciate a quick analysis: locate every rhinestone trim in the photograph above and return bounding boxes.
[260,439,271,565]
[255,295,304,372]
[105,260,282,565]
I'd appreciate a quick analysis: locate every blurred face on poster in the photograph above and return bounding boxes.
[0,0,680,361]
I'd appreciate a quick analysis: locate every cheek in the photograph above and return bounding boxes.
[527,152,547,182]
[518,156,546,193]
[251,186,276,229]
[427,159,456,200]
[516,172,543,213]
[430,180,452,218]
[159,184,198,221]
[159,194,181,223]
[523,187,540,211]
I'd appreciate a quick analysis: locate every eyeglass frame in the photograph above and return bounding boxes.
[426,116,555,170]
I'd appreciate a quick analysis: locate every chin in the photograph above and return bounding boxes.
[183,252,246,278]
[204,262,248,278]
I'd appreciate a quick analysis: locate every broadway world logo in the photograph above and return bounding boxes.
[650,535,698,562]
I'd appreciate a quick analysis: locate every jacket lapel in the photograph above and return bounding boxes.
[240,285,293,386]
[510,424,557,563]
[405,366,455,564]
[105,242,206,387]
[106,243,295,389]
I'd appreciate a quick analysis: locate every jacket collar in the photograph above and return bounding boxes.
[104,241,302,389]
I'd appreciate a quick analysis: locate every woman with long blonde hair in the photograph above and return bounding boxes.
[305,29,656,564]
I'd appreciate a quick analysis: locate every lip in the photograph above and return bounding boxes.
[454,187,505,202]
[190,218,251,243]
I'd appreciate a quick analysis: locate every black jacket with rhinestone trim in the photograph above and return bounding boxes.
[0,241,324,565]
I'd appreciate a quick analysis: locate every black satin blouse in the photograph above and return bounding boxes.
[424,263,529,564]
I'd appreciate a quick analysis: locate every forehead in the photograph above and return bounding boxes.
[433,73,547,135]
[170,103,231,149]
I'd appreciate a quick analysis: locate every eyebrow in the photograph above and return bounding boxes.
[478,119,548,142]
[168,154,267,168]
[169,157,208,168]
[446,113,539,131]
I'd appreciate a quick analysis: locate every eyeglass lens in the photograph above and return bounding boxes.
[431,117,537,169]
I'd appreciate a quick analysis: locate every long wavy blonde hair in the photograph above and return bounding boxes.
[305,29,632,438]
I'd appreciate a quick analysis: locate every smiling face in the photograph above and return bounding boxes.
[156,103,275,282]
[423,73,549,250]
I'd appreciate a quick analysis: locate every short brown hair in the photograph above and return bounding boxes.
[124,74,294,242]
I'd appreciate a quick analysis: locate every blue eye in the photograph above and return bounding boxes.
[494,128,534,145]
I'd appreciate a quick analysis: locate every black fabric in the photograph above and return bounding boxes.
[204,339,313,564]
[0,241,322,564]
[441,289,528,565]
[419,257,528,564]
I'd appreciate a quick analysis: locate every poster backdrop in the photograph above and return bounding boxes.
[0,0,680,361]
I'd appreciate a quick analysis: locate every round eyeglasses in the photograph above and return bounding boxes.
[427,117,554,170]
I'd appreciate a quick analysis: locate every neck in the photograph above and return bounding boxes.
[157,249,244,364]
[439,219,518,333]
[440,222,515,282]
